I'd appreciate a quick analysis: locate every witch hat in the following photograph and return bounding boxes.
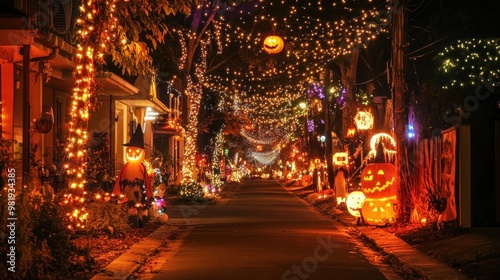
[124,123,145,149]
[374,141,386,163]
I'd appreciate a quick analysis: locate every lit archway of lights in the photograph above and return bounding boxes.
[252,149,281,165]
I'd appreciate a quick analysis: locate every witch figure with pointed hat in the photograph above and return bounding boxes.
[113,124,153,209]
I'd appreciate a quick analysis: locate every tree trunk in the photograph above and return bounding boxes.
[180,1,218,182]
[328,46,360,192]
[337,46,359,137]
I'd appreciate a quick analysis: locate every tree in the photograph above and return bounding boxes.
[153,0,260,182]
[62,0,190,230]
[208,0,391,189]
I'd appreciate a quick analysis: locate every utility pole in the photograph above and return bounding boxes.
[391,0,409,221]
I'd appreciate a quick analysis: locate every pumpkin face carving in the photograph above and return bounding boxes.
[361,161,398,226]
[126,147,145,163]
[346,191,366,217]
[263,35,284,54]
[361,197,396,226]
[361,163,397,198]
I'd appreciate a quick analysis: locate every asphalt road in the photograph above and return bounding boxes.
[140,180,390,280]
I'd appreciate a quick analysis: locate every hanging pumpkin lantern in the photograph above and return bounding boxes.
[360,142,398,226]
[263,35,284,54]
[346,191,366,217]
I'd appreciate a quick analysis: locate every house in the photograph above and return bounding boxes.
[0,1,184,189]
[104,73,184,185]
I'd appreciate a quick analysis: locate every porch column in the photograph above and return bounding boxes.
[21,45,30,186]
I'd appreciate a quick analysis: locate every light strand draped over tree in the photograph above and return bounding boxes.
[63,0,117,230]
[436,38,500,89]
[211,128,225,188]
[176,0,255,182]
[205,0,391,139]
[62,0,189,230]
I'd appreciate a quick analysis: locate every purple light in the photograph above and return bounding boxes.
[307,119,315,132]
[306,83,325,99]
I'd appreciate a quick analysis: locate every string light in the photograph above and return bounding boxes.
[62,1,391,189]
[252,149,281,165]
[437,38,500,89]
[211,130,224,188]
[181,29,209,182]
[204,0,390,143]
[367,133,397,162]
[63,0,119,230]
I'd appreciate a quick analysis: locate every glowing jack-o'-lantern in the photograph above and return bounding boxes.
[346,191,366,217]
[263,35,284,54]
[361,163,397,198]
[362,197,396,225]
[360,142,398,226]
[126,147,145,163]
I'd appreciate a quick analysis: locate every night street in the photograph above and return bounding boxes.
[1,1,499,279]
[138,180,394,280]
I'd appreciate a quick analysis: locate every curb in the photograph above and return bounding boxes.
[90,221,184,280]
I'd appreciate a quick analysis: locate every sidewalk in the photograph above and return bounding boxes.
[90,220,185,280]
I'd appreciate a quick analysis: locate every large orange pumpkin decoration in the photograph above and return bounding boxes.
[361,142,398,226]
[263,35,284,54]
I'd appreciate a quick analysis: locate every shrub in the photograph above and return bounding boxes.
[0,189,96,279]
[179,182,205,200]
[84,201,130,236]
[30,193,96,279]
